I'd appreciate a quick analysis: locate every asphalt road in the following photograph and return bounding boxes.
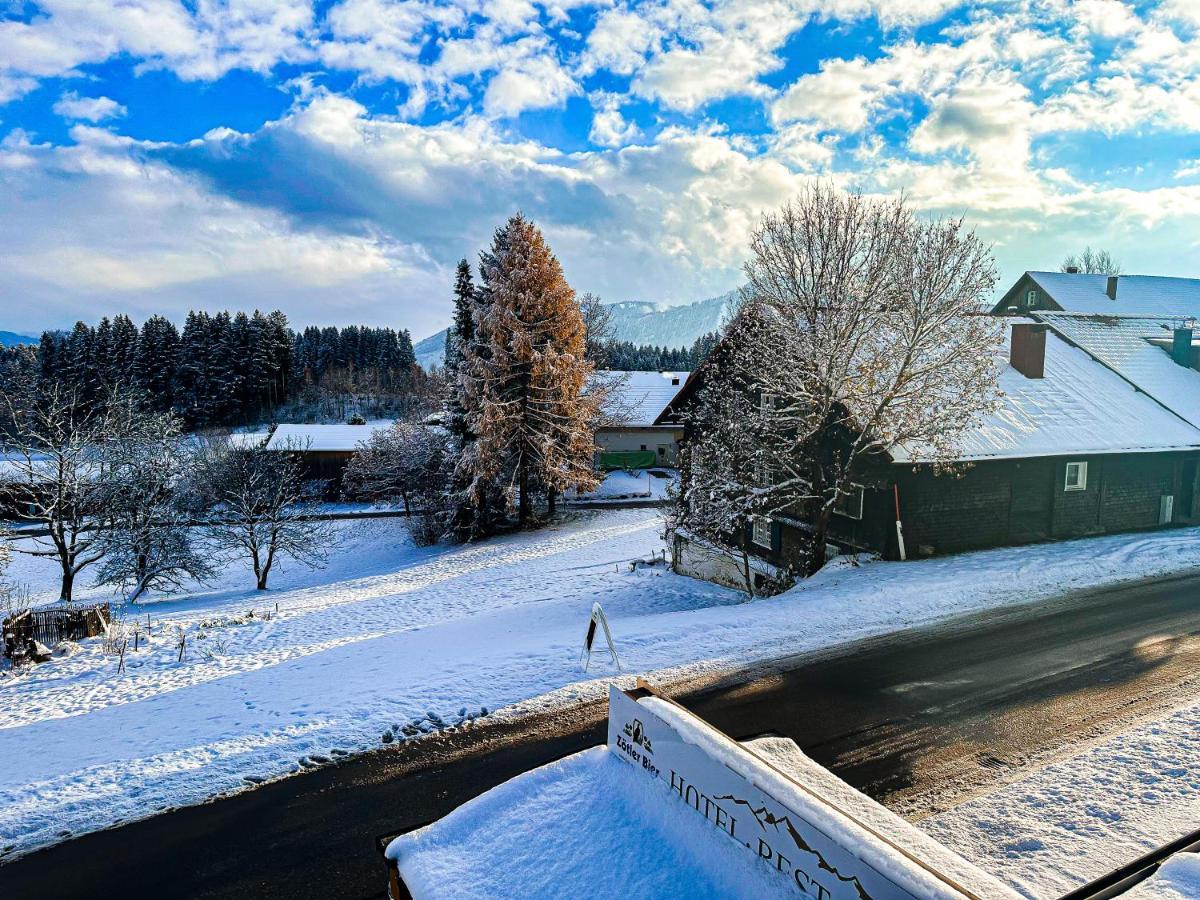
[6,568,1200,899]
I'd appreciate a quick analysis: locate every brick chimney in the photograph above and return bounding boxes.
[1011,323,1046,379]
[1172,325,1194,367]
[1106,275,1119,300]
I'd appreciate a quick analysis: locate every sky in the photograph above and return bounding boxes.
[2,0,1200,339]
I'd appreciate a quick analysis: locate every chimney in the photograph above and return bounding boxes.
[1172,325,1194,367]
[1011,323,1046,379]
[1065,265,1080,274]
[1106,275,1119,300]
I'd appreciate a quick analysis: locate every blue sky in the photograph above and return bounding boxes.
[2,0,1200,338]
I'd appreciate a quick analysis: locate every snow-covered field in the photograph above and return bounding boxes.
[3,508,1200,872]
[924,696,1200,898]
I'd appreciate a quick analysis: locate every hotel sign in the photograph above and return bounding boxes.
[607,684,979,900]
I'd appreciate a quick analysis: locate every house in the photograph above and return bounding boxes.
[265,421,393,484]
[992,270,1200,317]
[595,371,689,469]
[661,298,1200,581]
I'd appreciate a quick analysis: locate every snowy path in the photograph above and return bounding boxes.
[923,696,1200,899]
[3,510,1200,866]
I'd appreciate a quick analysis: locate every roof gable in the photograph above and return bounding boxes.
[1022,271,1200,317]
[598,370,690,427]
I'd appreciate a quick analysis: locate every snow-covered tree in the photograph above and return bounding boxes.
[343,421,452,545]
[193,439,333,590]
[680,186,1002,577]
[0,381,134,601]
[1060,246,1121,275]
[459,214,604,527]
[93,403,213,602]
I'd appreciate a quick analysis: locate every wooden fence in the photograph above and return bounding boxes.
[2,604,110,661]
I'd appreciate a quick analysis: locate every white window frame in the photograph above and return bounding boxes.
[1064,460,1088,492]
[751,516,772,549]
[834,485,865,520]
[760,392,776,415]
[1024,289,1038,308]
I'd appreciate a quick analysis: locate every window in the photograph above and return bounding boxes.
[1064,461,1088,491]
[834,485,865,519]
[639,444,647,451]
[1024,289,1038,308]
[751,516,772,549]
[760,393,776,415]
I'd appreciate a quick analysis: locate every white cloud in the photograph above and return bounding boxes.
[53,92,128,122]
[483,50,580,117]
[588,91,640,147]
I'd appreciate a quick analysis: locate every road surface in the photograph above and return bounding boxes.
[5,568,1200,899]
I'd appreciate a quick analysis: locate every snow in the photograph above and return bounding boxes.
[388,711,1012,900]
[600,371,690,426]
[1127,854,1200,899]
[1026,272,1200,318]
[386,746,786,899]
[5,510,1200,864]
[1036,313,1200,430]
[922,697,1200,898]
[265,421,393,451]
[227,431,271,449]
[569,468,675,502]
[894,322,1200,463]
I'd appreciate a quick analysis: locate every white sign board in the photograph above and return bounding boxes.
[607,685,975,900]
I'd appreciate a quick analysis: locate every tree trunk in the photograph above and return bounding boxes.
[59,566,74,603]
[547,487,557,517]
[805,507,834,577]
[257,567,270,590]
[518,461,530,527]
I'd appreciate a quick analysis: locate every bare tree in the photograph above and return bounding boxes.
[0,382,135,601]
[93,405,213,602]
[1061,247,1121,275]
[580,292,615,366]
[680,186,1002,577]
[193,439,333,590]
[343,421,452,545]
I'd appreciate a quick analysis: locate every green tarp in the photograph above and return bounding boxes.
[599,451,657,471]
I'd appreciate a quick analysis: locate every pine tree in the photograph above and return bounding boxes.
[461,214,603,527]
[445,259,475,443]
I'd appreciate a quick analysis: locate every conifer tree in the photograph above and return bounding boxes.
[460,214,603,527]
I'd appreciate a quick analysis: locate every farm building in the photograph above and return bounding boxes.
[663,273,1200,582]
[265,421,393,484]
[595,371,689,468]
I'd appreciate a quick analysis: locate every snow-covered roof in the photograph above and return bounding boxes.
[896,322,1200,463]
[265,422,392,452]
[598,370,689,427]
[1026,271,1200,316]
[1035,313,1200,429]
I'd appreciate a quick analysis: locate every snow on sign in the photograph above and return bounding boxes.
[607,683,996,900]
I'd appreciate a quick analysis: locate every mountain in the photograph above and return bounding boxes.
[413,330,449,371]
[605,290,736,348]
[0,331,36,347]
[413,290,737,370]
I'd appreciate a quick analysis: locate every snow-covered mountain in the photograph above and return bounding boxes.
[413,290,736,370]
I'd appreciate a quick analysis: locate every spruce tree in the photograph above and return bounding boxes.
[461,214,602,527]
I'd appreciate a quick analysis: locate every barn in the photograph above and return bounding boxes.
[663,280,1200,579]
[264,421,393,486]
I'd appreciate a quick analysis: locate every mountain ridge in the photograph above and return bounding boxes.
[413,290,737,370]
